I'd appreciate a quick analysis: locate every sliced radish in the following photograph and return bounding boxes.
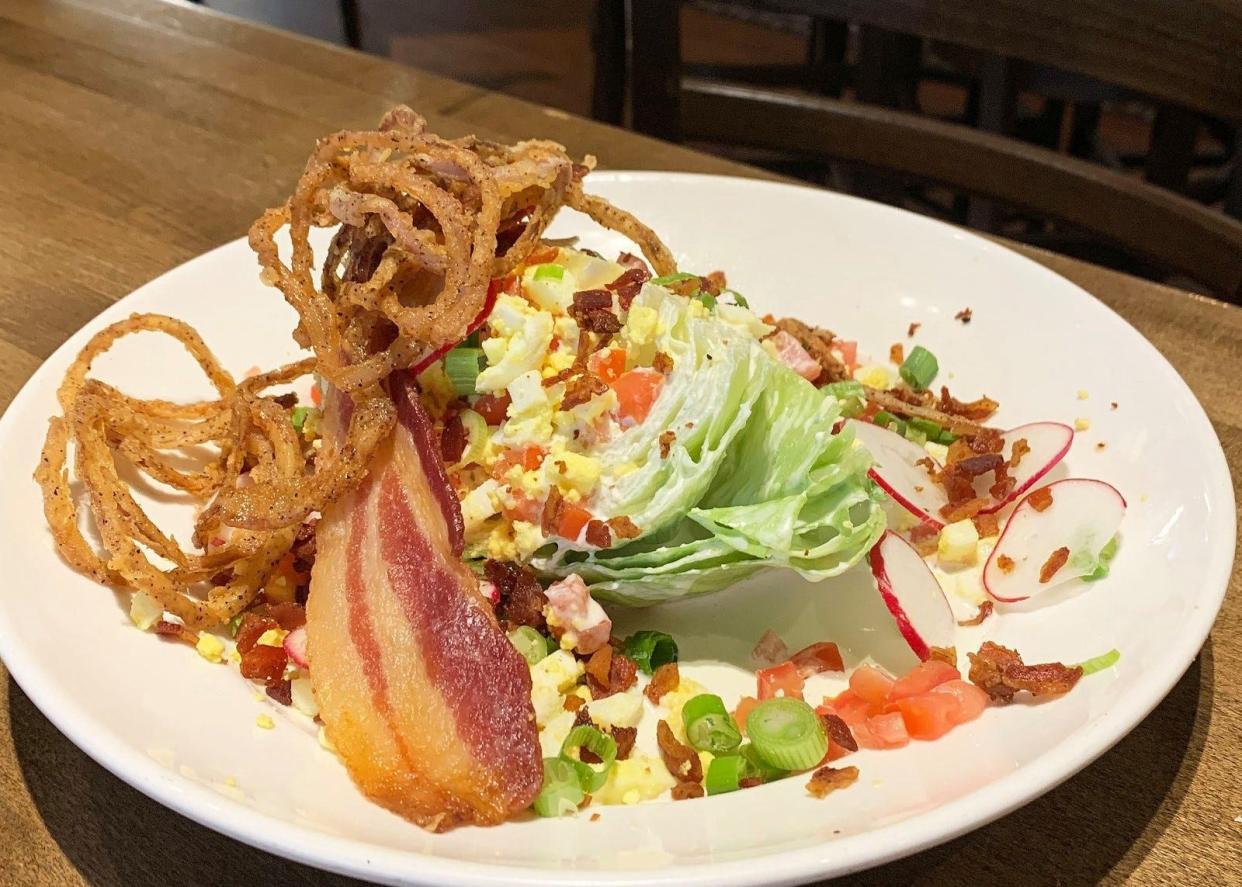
[283,625,309,669]
[868,531,956,660]
[978,422,1074,513]
[984,478,1126,602]
[846,419,948,528]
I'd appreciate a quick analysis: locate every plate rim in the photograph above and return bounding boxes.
[0,170,1234,886]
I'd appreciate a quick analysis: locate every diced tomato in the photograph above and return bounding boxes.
[848,664,895,707]
[502,493,541,524]
[865,711,910,748]
[822,690,873,726]
[733,695,760,734]
[932,679,990,724]
[836,340,858,372]
[770,331,822,381]
[825,740,854,762]
[613,369,664,425]
[889,693,958,741]
[588,348,627,384]
[492,445,545,480]
[523,246,560,267]
[888,659,960,701]
[309,383,322,407]
[473,392,511,425]
[790,641,844,676]
[487,274,518,299]
[557,503,592,541]
[757,661,805,700]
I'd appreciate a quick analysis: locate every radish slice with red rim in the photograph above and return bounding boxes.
[978,422,1074,513]
[984,478,1125,603]
[846,419,948,529]
[868,530,956,660]
[283,625,309,669]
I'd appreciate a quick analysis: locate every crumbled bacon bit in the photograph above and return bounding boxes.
[585,644,613,687]
[1039,546,1070,583]
[589,812,601,822]
[672,782,705,801]
[957,600,994,626]
[616,251,649,273]
[968,640,1083,703]
[266,679,293,706]
[972,512,1000,538]
[440,412,467,464]
[955,453,1005,477]
[236,613,280,654]
[607,516,641,540]
[472,392,511,425]
[573,288,613,311]
[1096,442,1107,450]
[644,662,680,704]
[929,646,958,667]
[291,518,318,574]
[820,712,858,752]
[606,266,651,310]
[907,322,921,337]
[541,487,565,535]
[772,317,849,384]
[806,765,859,799]
[739,776,764,789]
[1110,401,1118,410]
[485,560,547,630]
[570,290,622,334]
[658,429,676,458]
[587,650,638,699]
[652,351,674,374]
[889,343,905,364]
[542,367,577,388]
[585,519,612,548]
[1009,437,1031,469]
[240,644,287,684]
[939,497,986,522]
[561,372,609,409]
[1028,487,1054,512]
[937,387,997,421]
[153,619,197,645]
[703,270,727,295]
[563,693,586,712]
[954,308,973,324]
[996,554,1016,574]
[611,725,637,760]
[656,720,702,783]
[666,276,702,297]
[573,705,593,729]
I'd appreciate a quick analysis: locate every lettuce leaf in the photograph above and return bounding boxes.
[531,284,886,606]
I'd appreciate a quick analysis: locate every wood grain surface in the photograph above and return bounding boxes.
[0,2,1238,885]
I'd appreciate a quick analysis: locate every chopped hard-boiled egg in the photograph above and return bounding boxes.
[593,755,677,806]
[476,295,554,392]
[195,632,226,663]
[585,688,644,729]
[530,650,585,726]
[855,363,893,389]
[938,519,980,566]
[539,709,577,757]
[460,479,501,531]
[290,676,319,718]
[129,591,163,631]
[255,628,288,648]
[924,440,950,463]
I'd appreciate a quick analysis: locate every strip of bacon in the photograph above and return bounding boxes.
[307,375,540,830]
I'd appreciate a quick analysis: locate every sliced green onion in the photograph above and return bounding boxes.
[1083,535,1120,582]
[908,417,943,438]
[873,410,896,428]
[290,406,311,433]
[533,263,565,281]
[725,290,750,309]
[680,693,728,726]
[1077,648,1121,676]
[687,712,742,755]
[444,347,484,396]
[455,408,488,466]
[650,272,699,286]
[745,698,827,771]
[935,427,958,444]
[739,743,788,783]
[622,630,678,675]
[904,427,928,446]
[533,757,585,817]
[560,725,617,792]
[899,345,939,390]
[227,612,244,638]
[824,380,863,400]
[697,291,717,310]
[705,754,747,795]
[507,626,550,666]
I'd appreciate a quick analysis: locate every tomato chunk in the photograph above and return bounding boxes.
[588,348,627,384]
[557,503,592,541]
[889,659,960,701]
[932,679,990,724]
[613,369,664,425]
[890,693,958,740]
[757,661,805,700]
[822,690,872,726]
[733,695,760,734]
[848,664,895,707]
[790,641,844,676]
[864,711,909,748]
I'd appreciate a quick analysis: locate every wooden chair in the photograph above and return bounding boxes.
[606,0,1242,300]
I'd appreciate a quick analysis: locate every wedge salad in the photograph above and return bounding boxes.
[42,107,1127,829]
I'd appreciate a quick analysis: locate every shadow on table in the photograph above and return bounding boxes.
[10,641,1214,887]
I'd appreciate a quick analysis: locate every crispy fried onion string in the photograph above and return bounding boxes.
[37,106,677,628]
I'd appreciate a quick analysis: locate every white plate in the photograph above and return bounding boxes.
[0,173,1232,886]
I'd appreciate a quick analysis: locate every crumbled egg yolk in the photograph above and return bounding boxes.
[594,755,677,805]
[195,633,226,663]
[255,628,287,648]
[255,714,275,730]
[854,363,893,389]
[1075,417,1091,431]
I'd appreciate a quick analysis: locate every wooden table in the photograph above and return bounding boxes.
[0,1,1237,884]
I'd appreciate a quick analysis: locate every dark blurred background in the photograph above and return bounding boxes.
[189,1,1242,301]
